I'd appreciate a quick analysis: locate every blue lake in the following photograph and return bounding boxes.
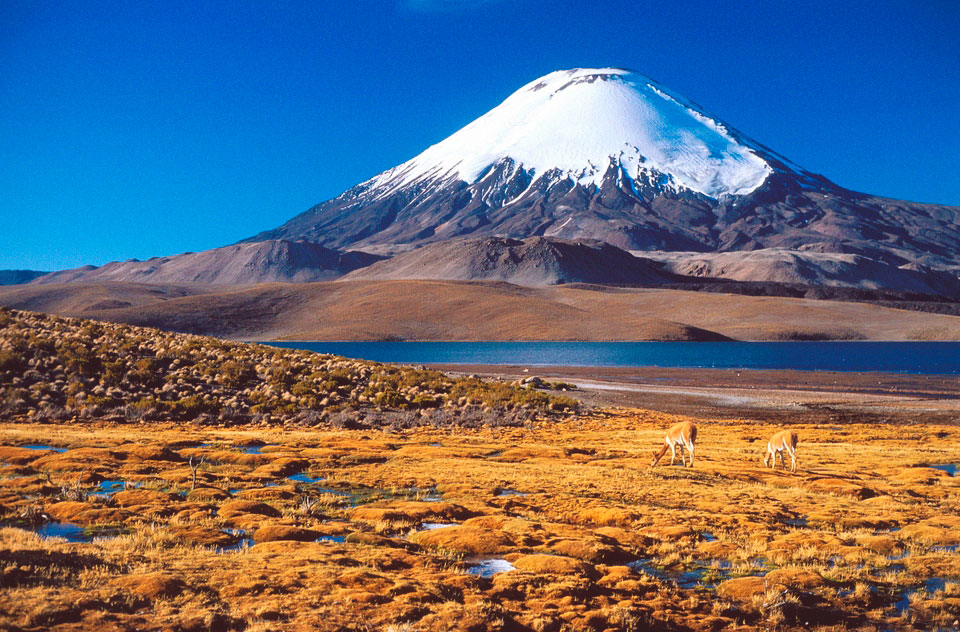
[265,341,960,374]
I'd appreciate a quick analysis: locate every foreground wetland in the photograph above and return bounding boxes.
[1,308,960,631]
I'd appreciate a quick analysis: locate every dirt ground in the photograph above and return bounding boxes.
[2,371,960,631]
[436,365,960,426]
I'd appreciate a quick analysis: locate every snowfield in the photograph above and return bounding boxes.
[370,68,776,199]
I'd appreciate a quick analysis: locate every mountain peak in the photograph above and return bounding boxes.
[245,68,960,280]
[372,67,776,199]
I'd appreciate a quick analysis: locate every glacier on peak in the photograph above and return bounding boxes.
[366,68,780,200]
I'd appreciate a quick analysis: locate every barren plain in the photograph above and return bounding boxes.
[4,280,960,341]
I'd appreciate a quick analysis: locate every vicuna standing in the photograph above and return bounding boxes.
[763,429,799,472]
[651,421,697,467]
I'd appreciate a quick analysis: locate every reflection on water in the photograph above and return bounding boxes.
[465,557,515,576]
[22,444,68,453]
[420,522,458,530]
[288,473,325,484]
[930,464,957,477]
[33,522,125,542]
[267,341,960,374]
[88,480,138,498]
[894,577,949,614]
[316,535,346,543]
[628,557,760,589]
[217,528,254,552]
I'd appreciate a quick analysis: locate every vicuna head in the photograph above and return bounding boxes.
[650,444,668,467]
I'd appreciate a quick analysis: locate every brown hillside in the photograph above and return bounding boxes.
[3,280,960,341]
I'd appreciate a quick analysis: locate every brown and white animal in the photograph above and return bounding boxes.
[763,429,799,472]
[650,421,697,467]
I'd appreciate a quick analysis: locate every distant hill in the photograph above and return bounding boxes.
[0,270,48,286]
[30,240,384,286]
[344,237,678,286]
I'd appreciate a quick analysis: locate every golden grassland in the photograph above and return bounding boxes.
[1,411,959,632]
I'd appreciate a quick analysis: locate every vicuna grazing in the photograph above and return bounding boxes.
[651,421,697,467]
[763,429,799,472]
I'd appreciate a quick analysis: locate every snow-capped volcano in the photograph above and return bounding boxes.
[247,68,960,279]
[373,68,776,199]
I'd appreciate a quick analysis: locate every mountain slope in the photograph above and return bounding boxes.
[0,270,48,286]
[246,68,960,283]
[643,249,960,296]
[31,240,384,286]
[343,237,679,285]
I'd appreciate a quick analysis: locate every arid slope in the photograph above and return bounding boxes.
[31,240,384,286]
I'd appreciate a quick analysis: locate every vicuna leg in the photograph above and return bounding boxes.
[789,447,797,472]
[679,443,687,467]
[669,443,676,466]
[688,443,694,467]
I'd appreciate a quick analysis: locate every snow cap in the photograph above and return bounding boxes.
[374,68,775,199]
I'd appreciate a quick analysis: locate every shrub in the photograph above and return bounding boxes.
[162,395,216,420]
[0,350,26,374]
[124,398,157,421]
[100,360,126,387]
[0,308,582,426]
[411,393,441,408]
[374,390,406,408]
[219,360,254,388]
[58,340,103,377]
[129,358,162,388]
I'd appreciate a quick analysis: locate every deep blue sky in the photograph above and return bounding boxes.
[2,0,959,271]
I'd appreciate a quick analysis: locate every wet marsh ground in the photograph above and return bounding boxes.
[2,411,959,631]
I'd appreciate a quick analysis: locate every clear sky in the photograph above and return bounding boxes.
[2,0,959,271]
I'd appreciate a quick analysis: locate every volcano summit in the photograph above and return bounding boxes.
[246,67,960,287]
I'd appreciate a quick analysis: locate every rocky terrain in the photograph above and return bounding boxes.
[0,308,576,427]
[642,248,960,297]
[342,237,678,286]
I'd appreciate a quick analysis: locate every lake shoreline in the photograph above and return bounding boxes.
[431,364,960,427]
[265,341,960,374]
